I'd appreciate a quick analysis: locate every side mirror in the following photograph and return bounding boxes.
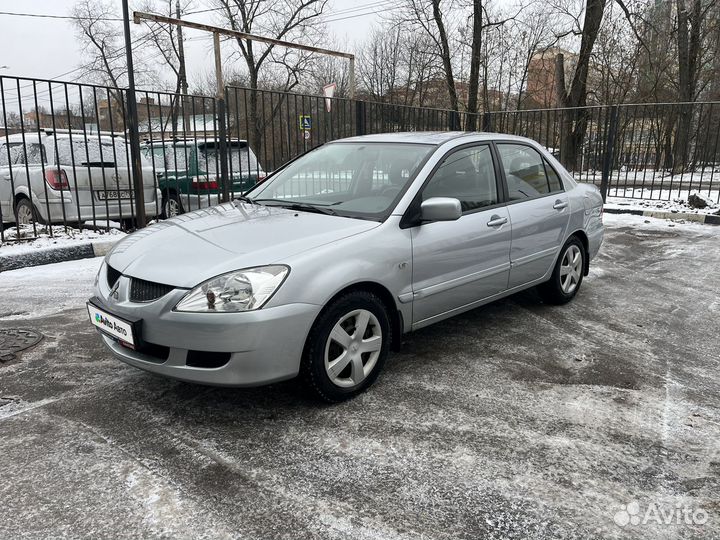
[420,197,462,222]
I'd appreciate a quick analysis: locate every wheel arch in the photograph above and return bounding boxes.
[316,281,404,352]
[567,229,590,275]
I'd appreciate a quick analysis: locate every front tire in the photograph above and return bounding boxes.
[538,236,585,305]
[301,291,391,402]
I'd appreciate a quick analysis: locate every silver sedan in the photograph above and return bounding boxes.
[88,132,604,402]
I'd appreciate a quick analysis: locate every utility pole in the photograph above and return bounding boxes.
[176,0,191,136]
[122,0,146,229]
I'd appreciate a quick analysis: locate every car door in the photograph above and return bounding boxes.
[495,143,570,289]
[410,143,511,326]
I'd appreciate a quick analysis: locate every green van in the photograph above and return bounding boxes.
[142,138,265,218]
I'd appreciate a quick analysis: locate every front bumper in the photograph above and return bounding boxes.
[91,270,321,387]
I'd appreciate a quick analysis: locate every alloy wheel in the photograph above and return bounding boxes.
[165,198,180,218]
[16,204,34,225]
[559,244,583,294]
[324,309,382,388]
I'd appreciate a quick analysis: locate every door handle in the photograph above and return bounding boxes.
[2,175,10,180]
[486,215,508,227]
[553,200,568,210]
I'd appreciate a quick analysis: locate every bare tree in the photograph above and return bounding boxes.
[356,23,442,107]
[553,0,607,169]
[212,0,329,154]
[399,0,463,113]
[137,0,194,132]
[71,0,128,89]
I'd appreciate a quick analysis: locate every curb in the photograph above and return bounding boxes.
[0,239,118,273]
[604,207,720,225]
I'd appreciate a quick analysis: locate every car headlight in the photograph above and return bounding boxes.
[175,265,289,313]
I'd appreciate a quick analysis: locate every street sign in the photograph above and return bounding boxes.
[303,130,311,140]
[299,115,312,130]
[322,83,337,113]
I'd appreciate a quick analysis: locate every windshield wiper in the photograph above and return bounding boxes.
[234,195,256,205]
[255,199,338,216]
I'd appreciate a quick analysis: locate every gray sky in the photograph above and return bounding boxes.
[0,0,382,89]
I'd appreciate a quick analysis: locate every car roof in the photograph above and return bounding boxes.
[332,131,536,146]
[0,132,118,144]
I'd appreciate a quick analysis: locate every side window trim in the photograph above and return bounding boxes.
[541,157,565,194]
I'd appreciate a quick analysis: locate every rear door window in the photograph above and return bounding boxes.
[496,144,563,200]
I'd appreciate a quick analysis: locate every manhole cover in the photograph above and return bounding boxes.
[0,329,43,364]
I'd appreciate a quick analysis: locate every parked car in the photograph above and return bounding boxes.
[142,138,265,218]
[88,132,604,402]
[0,131,160,228]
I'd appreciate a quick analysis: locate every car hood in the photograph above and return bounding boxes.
[106,202,379,288]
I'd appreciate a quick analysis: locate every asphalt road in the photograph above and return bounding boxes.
[1,214,719,539]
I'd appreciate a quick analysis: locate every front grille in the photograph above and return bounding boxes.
[129,277,175,303]
[106,264,121,288]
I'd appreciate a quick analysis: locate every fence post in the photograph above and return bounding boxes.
[449,110,461,131]
[600,105,619,203]
[355,100,366,136]
[482,112,492,132]
[214,32,230,203]
[121,0,146,229]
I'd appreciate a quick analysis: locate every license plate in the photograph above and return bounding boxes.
[87,302,136,346]
[97,190,132,200]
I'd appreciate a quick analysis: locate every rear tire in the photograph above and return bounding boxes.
[301,291,391,403]
[161,192,184,219]
[538,236,585,305]
[14,198,44,226]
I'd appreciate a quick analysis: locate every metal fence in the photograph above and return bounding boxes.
[485,102,720,203]
[2,73,719,243]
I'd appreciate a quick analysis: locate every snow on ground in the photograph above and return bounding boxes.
[0,225,125,257]
[0,257,102,320]
[602,212,720,234]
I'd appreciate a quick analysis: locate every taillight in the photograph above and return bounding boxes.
[193,178,219,191]
[45,169,69,189]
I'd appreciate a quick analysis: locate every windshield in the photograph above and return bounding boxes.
[248,142,434,220]
[200,143,260,176]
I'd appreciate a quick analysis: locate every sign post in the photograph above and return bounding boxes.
[299,115,312,148]
[322,83,337,113]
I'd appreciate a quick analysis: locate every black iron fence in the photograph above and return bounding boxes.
[485,102,720,203]
[2,74,719,244]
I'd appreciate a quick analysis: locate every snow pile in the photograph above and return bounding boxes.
[606,189,720,215]
[0,225,125,257]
